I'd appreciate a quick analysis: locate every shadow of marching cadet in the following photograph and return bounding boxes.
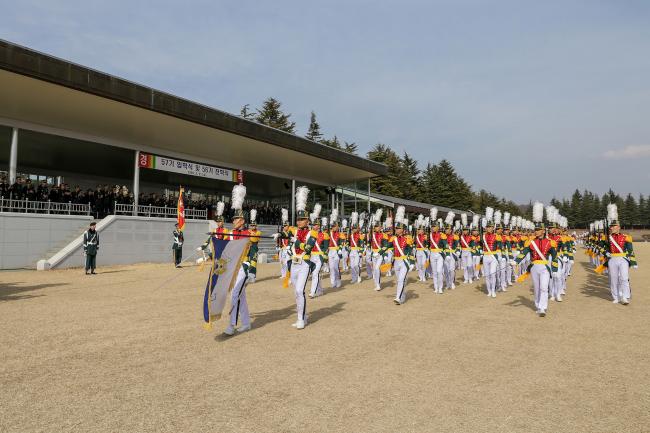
[578,260,612,301]
[504,295,537,312]
[0,281,68,302]
[309,301,346,324]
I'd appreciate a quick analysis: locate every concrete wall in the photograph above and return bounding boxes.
[0,212,92,269]
[55,216,210,269]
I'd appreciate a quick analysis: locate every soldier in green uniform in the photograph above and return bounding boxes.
[172,223,184,268]
[83,222,99,275]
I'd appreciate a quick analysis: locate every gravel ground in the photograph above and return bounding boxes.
[1,245,649,433]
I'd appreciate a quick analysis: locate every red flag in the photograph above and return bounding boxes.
[177,187,186,231]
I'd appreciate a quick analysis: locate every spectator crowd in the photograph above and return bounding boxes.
[1,175,283,223]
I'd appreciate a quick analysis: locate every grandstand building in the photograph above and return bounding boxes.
[0,40,386,269]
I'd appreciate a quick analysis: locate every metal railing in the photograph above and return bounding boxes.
[0,198,92,215]
[114,202,208,219]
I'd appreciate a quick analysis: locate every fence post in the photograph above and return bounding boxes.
[87,202,91,216]
[148,204,152,218]
[47,200,51,214]
[114,201,117,216]
[68,201,71,215]
[25,198,29,214]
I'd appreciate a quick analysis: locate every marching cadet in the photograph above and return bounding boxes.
[481,207,502,298]
[225,184,255,335]
[501,213,514,287]
[381,206,414,305]
[308,207,328,298]
[600,204,637,305]
[341,218,350,273]
[383,220,394,277]
[493,210,508,292]
[546,207,565,302]
[459,214,474,284]
[288,186,318,329]
[509,217,522,282]
[83,221,99,275]
[443,212,457,290]
[246,209,261,283]
[470,215,482,282]
[328,209,343,289]
[172,222,184,268]
[348,212,364,284]
[278,209,291,280]
[428,208,447,294]
[213,201,229,239]
[514,202,559,317]
[370,210,388,291]
[414,215,429,282]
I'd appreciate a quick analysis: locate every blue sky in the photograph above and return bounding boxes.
[3,0,650,202]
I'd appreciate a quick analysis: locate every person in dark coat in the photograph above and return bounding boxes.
[83,221,100,274]
[172,223,184,268]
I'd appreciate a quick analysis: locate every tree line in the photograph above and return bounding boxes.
[241,97,649,228]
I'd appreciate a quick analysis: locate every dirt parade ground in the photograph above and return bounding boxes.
[1,245,649,433]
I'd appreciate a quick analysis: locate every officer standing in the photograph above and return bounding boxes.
[83,222,99,275]
[172,223,184,268]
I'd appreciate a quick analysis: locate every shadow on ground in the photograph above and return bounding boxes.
[579,260,611,301]
[0,282,68,302]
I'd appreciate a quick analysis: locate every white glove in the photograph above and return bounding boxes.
[409,264,415,272]
[272,233,280,240]
[562,256,569,263]
[196,247,202,251]
[372,252,380,258]
[632,265,638,269]
[509,260,516,266]
[552,272,559,278]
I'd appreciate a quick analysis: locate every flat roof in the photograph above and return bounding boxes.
[0,39,387,185]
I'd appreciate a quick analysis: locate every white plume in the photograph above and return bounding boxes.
[321,217,327,227]
[472,214,480,228]
[545,205,555,222]
[494,210,502,225]
[342,219,348,229]
[532,201,544,223]
[416,214,424,228]
[454,220,461,231]
[351,212,358,226]
[374,209,383,224]
[231,184,246,211]
[607,203,618,222]
[309,203,322,222]
[461,213,468,227]
[503,212,510,226]
[589,222,594,232]
[385,216,393,227]
[395,206,406,226]
[295,186,309,212]
[281,208,288,223]
[359,217,365,229]
[330,207,339,223]
[216,201,225,217]
[444,211,455,226]
[424,216,430,227]
[481,217,487,229]
[485,207,494,221]
[437,218,443,228]
[250,209,257,223]
[430,207,438,221]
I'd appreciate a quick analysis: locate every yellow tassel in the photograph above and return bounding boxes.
[595,264,606,274]
[202,322,213,331]
[599,256,605,263]
[424,260,430,269]
[475,264,482,272]
[516,272,530,283]
[282,272,291,288]
[380,263,392,273]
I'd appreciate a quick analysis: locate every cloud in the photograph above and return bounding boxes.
[603,145,650,159]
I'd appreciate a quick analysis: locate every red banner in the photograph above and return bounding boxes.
[177,187,186,231]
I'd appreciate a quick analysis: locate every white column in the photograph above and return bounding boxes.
[367,179,371,213]
[9,128,18,184]
[291,179,295,225]
[133,150,140,215]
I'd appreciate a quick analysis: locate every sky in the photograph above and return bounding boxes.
[2,0,650,203]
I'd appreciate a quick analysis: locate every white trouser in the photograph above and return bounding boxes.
[229,266,251,327]
[415,250,428,281]
[608,256,631,301]
[290,259,311,322]
[444,255,456,288]
[472,255,481,280]
[280,248,289,278]
[498,256,507,289]
[510,250,519,279]
[564,258,573,277]
[309,256,324,297]
[461,250,473,282]
[394,259,409,303]
[483,255,498,295]
[349,249,361,282]
[550,259,563,298]
[328,250,341,287]
[429,252,445,291]
[372,253,383,288]
[385,250,394,275]
[365,250,373,278]
[531,264,550,311]
[341,248,349,271]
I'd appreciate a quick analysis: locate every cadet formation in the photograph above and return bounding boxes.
[201,184,637,334]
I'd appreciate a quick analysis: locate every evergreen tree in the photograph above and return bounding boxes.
[343,141,358,155]
[569,189,583,227]
[240,104,255,119]
[401,152,421,201]
[305,111,323,142]
[623,193,637,228]
[321,135,343,150]
[255,97,296,133]
[367,144,403,198]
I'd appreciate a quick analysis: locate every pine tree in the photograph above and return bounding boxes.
[240,104,255,119]
[255,97,296,133]
[401,152,421,201]
[321,135,343,150]
[305,111,323,142]
[343,141,358,155]
[367,144,403,198]
[623,193,637,228]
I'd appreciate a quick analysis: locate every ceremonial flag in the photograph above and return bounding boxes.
[202,237,250,329]
[177,187,185,231]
